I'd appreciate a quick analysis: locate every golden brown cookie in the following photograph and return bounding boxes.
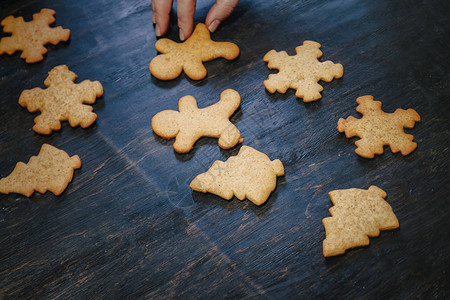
[149,23,240,80]
[19,65,104,135]
[152,89,242,153]
[190,146,284,205]
[264,40,343,102]
[338,95,421,158]
[0,8,70,63]
[322,186,399,257]
[0,144,81,197]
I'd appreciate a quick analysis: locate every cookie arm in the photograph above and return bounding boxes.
[213,89,240,117]
[209,41,240,61]
[154,38,178,53]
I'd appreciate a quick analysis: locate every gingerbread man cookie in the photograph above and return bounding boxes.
[190,146,284,206]
[338,95,421,158]
[323,186,399,257]
[19,65,104,135]
[152,89,242,153]
[149,23,240,80]
[0,8,70,63]
[0,144,81,197]
[264,40,343,102]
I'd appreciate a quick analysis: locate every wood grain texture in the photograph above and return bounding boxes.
[0,0,449,298]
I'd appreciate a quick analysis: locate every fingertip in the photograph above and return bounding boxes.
[177,0,195,41]
[206,0,239,26]
[208,20,220,32]
[153,0,173,36]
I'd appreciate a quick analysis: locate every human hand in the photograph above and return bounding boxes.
[151,0,239,41]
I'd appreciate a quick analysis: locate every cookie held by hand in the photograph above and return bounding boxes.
[0,144,81,197]
[338,95,420,158]
[0,8,70,63]
[19,65,103,135]
[149,23,239,80]
[264,40,343,102]
[190,146,284,206]
[152,89,242,153]
[323,186,399,257]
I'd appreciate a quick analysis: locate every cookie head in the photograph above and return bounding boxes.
[151,110,180,139]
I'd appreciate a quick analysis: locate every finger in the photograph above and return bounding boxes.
[177,0,196,41]
[205,0,239,32]
[152,0,173,37]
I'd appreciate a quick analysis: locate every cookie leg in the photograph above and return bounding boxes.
[173,131,198,153]
[183,61,207,80]
[218,124,241,149]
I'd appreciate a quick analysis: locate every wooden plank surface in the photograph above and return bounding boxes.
[0,0,449,298]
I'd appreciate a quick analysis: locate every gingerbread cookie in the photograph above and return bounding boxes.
[322,186,399,257]
[152,89,242,153]
[338,95,421,158]
[149,23,240,80]
[0,144,81,197]
[190,146,284,206]
[263,40,343,102]
[19,65,103,135]
[0,8,70,63]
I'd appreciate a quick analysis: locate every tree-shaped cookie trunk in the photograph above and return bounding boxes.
[0,144,81,197]
[152,89,242,153]
[149,23,240,80]
[19,65,103,135]
[0,9,70,63]
[322,186,399,257]
[338,95,421,158]
[190,146,284,205]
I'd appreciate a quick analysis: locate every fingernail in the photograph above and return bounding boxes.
[208,20,220,32]
[179,28,185,41]
[152,13,156,24]
[155,24,161,37]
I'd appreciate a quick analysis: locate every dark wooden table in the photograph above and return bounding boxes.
[1,0,449,298]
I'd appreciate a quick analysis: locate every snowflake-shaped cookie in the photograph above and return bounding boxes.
[0,8,70,63]
[264,40,343,102]
[149,23,240,80]
[19,65,103,135]
[338,95,421,158]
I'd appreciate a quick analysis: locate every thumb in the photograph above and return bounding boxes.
[205,0,239,32]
